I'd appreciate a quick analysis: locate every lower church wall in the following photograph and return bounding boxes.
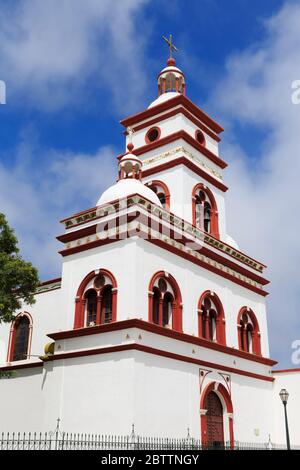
[0,348,288,445]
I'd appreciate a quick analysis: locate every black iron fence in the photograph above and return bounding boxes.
[0,430,298,451]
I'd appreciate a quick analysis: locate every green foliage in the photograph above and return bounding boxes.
[0,213,40,323]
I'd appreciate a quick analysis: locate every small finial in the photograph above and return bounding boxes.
[162,34,178,65]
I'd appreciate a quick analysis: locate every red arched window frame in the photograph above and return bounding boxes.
[7,312,33,362]
[148,271,182,332]
[192,183,219,239]
[200,381,234,449]
[74,269,117,329]
[146,180,170,209]
[237,307,261,356]
[197,291,226,346]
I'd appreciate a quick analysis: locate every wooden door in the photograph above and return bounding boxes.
[204,391,224,449]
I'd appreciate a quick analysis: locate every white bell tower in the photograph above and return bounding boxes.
[120,37,229,242]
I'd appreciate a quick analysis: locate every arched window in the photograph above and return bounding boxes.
[146,180,170,209]
[162,292,173,327]
[198,292,226,345]
[7,313,32,362]
[158,71,185,95]
[85,290,97,326]
[165,73,177,92]
[192,184,219,239]
[238,308,261,355]
[74,269,117,329]
[148,271,182,332]
[152,287,160,325]
[101,285,113,324]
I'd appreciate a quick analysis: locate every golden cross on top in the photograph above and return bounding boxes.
[162,34,178,59]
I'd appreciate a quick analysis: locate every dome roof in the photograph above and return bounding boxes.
[96,178,162,207]
[158,65,184,75]
[148,91,180,108]
[225,234,240,250]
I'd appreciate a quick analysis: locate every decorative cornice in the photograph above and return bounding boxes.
[58,218,268,296]
[36,278,62,294]
[59,195,266,274]
[120,94,224,135]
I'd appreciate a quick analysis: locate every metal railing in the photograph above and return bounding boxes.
[0,425,298,451]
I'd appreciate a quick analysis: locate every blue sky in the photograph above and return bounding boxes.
[0,0,299,367]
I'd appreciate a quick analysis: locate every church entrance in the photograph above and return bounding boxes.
[204,391,224,449]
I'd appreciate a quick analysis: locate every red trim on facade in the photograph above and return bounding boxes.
[197,291,226,346]
[142,156,228,192]
[272,368,300,374]
[145,179,171,209]
[120,94,224,135]
[146,236,268,297]
[58,223,268,297]
[145,126,161,144]
[192,183,220,239]
[0,361,43,372]
[148,271,183,332]
[133,130,227,169]
[39,277,62,286]
[57,213,138,244]
[200,382,234,447]
[7,312,33,363]
[74,269,117,329]
[198,246,268,286]
[195,129,206,146]
[47,318,277,366]
[57,224,97,243]
[45,342,274,383]
[60,206,97,224]
[128,107,221,143]
[59,196,266,272]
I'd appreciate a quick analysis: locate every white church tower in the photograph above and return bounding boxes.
[1,37,299,448]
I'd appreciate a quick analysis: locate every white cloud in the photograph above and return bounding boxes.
[209,2,300,365]
[0,131,116,277]
[0,0,149,112]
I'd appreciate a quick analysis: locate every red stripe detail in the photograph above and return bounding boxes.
[142,156,228,192]
[130,107,221,142]
[133,130,227,169]
[58,227,268,296]
[120,94,224,135]
[46,342,274,383]
[40,277,62,286]
[47,318,276,366]
[0,362,43,372]
[272,368,300,374]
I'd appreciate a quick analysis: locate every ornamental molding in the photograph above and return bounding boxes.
[63,220,264,293]
[36,280,61,294]
[142,146,223,180]
[61,195,265,274]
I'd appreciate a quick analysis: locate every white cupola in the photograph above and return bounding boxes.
[96,142,162,207]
